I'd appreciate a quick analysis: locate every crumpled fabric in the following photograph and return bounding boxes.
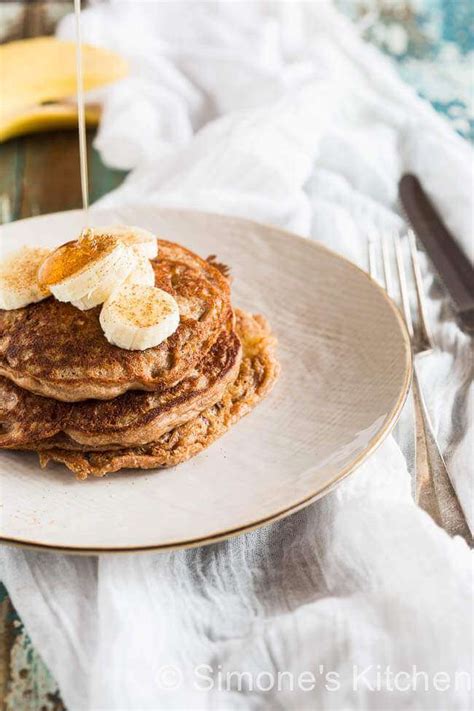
[1,2,472,709]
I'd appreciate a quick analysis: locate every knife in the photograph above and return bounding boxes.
[399,173,474,333]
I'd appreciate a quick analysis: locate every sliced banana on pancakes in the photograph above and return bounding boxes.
[0,246,51,310]
[91,225,158,259]
[122,250,156,289]
[38,230,138,310]
[100,283,180,350]
[70,244,141,311]
[1,225,178,350]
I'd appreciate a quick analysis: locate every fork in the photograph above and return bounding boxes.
[368,230,472,546]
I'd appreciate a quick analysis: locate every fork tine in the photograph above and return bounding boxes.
[381,234,395,299]
[393,232,414,337]
[368,233,378,282]
[407,229,434,350]
[368,231,389,291]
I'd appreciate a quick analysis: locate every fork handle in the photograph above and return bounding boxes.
[412,366,473,546]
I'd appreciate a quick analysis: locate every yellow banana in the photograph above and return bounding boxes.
[0,37,128,142]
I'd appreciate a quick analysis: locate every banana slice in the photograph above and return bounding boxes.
[38,231,138,310]
[100,284,180,350]
[122,251,155,288]
[70,246,150,310]
[91,225,158,259]
[0,246,51,310]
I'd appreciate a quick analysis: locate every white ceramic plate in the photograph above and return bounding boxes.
[0,208,411,553]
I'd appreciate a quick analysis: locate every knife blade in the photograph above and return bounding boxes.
[399,173,474,333]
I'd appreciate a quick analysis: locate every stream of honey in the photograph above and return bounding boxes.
[74,0,89,220]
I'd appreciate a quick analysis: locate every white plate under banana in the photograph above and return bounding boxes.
[0,246,51,310]
[100,283,180,351]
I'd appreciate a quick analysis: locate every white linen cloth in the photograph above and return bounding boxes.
[1,2,472,709]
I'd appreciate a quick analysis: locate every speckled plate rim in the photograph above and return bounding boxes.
[0,208,412,555]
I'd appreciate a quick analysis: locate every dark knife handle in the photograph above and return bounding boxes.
[399,174,474,332]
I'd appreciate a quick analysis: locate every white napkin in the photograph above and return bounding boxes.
[1,2,472,709]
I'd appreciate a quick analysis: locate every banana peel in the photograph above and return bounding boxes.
[0,37,128,142]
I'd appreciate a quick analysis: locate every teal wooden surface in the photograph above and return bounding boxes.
[337,0,474,140]
[0,582,63,711]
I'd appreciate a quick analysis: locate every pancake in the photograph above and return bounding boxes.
[0,240,231,401]
[0,316,241,450]
[37,311,279,478]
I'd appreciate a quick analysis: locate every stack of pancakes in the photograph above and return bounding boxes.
[0,240,279,479]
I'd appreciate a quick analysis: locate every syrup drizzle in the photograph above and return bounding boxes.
[74,0,89,220]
